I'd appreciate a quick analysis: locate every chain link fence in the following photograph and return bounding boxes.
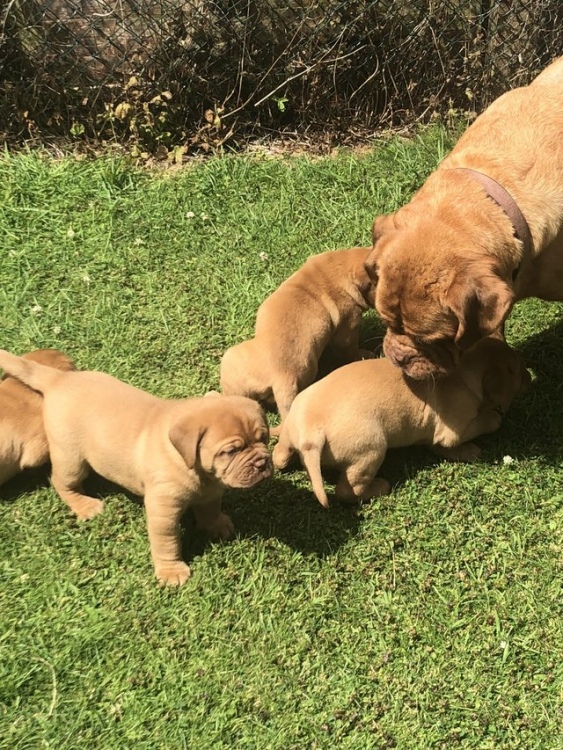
[1,0,562,153]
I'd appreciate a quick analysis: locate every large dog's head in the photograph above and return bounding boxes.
[364,213,515,380]
[170,394,273,488]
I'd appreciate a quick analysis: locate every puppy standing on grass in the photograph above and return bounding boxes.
[273,338,530,508]
[220,247,376,429]
[0,349,75,486]
[0,350,272,586]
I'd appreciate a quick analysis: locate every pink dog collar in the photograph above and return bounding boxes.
[453,167,532,261]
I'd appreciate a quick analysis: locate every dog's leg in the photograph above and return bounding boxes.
[192,494,234,540]
[49,449,102,521]
[431,443,482,463]
[272,434,296,470]
[271,378,301,435]
[145,491,190,586]
[328,314,375,364]
[461,408,503,440]
[335,456,390,503]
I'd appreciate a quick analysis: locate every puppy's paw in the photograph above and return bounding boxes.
[75,498,105,521]
[433,442,482,463]
[204,512,235,540]
[367,478,391,497]
[156,561,191,587]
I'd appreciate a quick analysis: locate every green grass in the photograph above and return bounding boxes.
[1,127,562,749]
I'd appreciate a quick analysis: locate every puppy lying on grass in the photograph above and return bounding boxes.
[220,247,376,429]
[273,337,530,508]
[0,349,75,486]
[0,350,272,586]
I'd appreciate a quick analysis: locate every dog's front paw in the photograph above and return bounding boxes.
[204,512,235,540]
[75,498,105,521]
[367,477,391,497]
[156,562,191,587]
[433,442,482,463]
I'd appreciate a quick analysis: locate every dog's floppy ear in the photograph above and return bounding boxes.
[482,362,530,413]
[482,366,511,411]
[169,418,205,469]
[371,213,395,244]
[448,273,514,351]
[365,213,396,284]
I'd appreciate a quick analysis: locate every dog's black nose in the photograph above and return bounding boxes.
[389,349,411,368]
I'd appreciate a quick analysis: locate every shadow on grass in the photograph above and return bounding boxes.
[511,319,563,461]
[0,466,52,500]
[196,473,364,559]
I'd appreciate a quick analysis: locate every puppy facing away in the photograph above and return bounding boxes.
[0,349,76,487]
[220,247,376,426]
[273,338,530,508]
[0,350,273,586]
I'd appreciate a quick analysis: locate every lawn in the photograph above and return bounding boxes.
[0,128,562,749]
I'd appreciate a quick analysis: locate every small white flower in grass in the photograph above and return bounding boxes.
[499,640,507,649]
[259,251,269,262]
[133,237,145,246]
[503,455,514,465]
[82,273,91,284]
[53,325,62,335]
[200,212,209,221]
[67,227,75,239]
[30,304,43,315]
[186,211,195,219]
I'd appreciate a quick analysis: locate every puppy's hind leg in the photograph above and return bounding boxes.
[49,448,103,521]
[271,374,310,437]
[272,430,297,471]
[192,493,234,540]
[335,455,390,504]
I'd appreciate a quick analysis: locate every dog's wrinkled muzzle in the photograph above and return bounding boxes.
[383,331,456,380]
[225,449,273,488]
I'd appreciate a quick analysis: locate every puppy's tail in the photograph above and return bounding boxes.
[0,349,63,394]
[300,436,329,509]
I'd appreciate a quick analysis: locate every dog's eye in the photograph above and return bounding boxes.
[222,445,241,456]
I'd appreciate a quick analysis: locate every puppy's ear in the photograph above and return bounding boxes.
[365,213,396,283]
[169,419,205,469]
[448,273,514,351]
[371,213,395,244]
[482,367,511,411]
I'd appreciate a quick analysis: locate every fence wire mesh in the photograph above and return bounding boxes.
[1,0,562,151]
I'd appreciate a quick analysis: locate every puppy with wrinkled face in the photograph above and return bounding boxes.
[220,247,375,427]
[0,349,76,487]
[273,337,530,508]
[0,350,272,586]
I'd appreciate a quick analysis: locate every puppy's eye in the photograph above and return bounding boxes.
[222,445,241,456]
